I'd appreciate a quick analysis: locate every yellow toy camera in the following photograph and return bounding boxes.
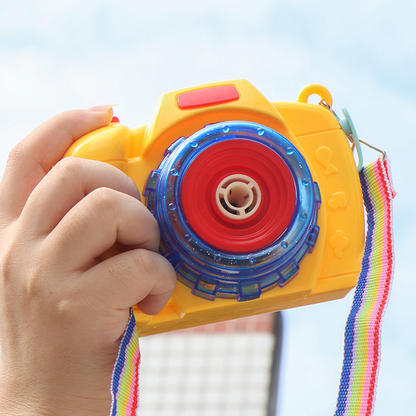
[65,80,364,336]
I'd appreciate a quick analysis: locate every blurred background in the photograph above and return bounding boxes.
[1,0,415,414]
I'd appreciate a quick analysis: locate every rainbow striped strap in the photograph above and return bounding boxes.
[110,308,140,416]
[335,156,396,416]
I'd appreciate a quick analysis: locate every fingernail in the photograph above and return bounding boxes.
[86,104,117,112]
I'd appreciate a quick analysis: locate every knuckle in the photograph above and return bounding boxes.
[132,249,158,277]
[88,187,119,215]
[6,142,25,168]
[106,254,136,284]
[56,298,82,322]
[0,240,41,296]
[0,247,15,287]
[25,250,53,297]
[104,250,161,287]
[52,156,84,180]
[0,231,24,286]
[25,267,45,297]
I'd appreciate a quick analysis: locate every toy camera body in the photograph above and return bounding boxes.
[65,80,364,336]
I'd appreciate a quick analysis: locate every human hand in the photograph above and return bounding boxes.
[0,107,177,416]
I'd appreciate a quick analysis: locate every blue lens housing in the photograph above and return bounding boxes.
[145,121,321,301]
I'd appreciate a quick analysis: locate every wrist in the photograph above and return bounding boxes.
[0,369,50,416]
[0,365,111,416]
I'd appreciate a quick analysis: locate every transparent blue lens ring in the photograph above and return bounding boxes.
[145,121,320,301]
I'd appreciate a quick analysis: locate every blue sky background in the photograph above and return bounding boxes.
[1,1,415,415]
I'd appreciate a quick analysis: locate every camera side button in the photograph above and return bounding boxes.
[329,230,349,258]
[315,146,338,175]
[328,191,347,210]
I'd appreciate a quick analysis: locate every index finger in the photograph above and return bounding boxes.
[0,106,114,225]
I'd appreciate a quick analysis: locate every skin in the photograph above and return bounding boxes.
[0,107,177,415]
